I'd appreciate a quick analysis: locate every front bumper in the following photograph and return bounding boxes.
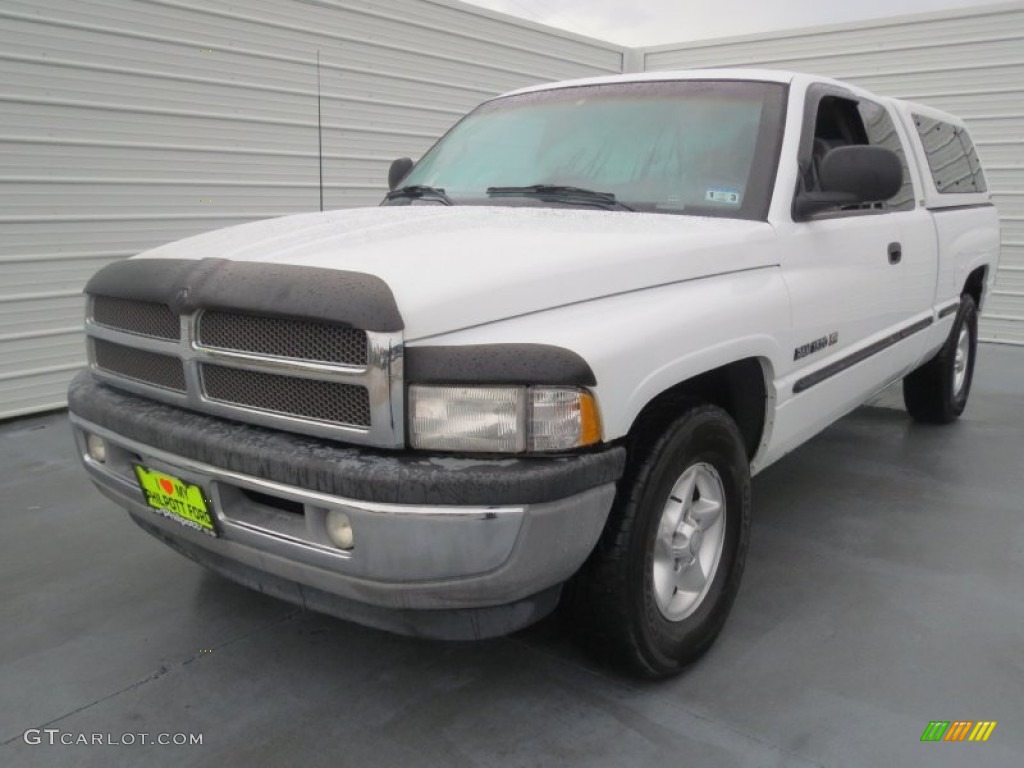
[68,372,624,639]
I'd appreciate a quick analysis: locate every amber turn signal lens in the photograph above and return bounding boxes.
[578,391,602,447]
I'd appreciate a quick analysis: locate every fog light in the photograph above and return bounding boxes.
[86,434,107,463]
[325,510,354,550]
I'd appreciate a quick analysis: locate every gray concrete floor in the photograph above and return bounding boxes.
[1,344,1021,768]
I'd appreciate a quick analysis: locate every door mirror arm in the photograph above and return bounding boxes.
[793,191,861,220]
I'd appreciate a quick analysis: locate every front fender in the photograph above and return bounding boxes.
[405,267,791,443]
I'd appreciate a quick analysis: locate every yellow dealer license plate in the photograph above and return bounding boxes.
[134,464,217,536]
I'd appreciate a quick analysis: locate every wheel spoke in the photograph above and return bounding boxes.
[658,497,686,540]
[653,530,674,560]
[671,467,698,502]
[652,557,676,611]
[660,468,696,536]
[675,556,707,595]
[690,497,722,530]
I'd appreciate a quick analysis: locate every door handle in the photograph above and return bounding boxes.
[888,242,902,264]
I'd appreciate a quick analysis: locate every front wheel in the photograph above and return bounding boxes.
[565,404,751,678]
[903,294,978,424]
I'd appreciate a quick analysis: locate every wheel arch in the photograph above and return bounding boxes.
[624,357,774,464]
[963,264,988,311]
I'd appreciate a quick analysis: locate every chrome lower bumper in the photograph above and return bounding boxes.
[71,415,616,638]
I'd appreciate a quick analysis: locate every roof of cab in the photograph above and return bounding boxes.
[499,68,799,99]
[499,68,794,98]
[498,69,968,127]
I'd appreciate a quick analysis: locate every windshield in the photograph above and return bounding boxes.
[394,80,787,220]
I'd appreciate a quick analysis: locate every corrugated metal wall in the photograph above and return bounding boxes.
[0,0,625,419]
[640,1,1024,345]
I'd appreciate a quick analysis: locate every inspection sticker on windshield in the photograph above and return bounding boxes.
[705,188,741,205]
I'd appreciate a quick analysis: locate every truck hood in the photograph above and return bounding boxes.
[138,206,777,340]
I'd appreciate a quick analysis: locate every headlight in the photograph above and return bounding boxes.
[408,385,601,453]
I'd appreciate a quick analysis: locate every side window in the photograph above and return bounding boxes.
[857,100,915,211]
[913,115,988,193]
[803,94,914,211]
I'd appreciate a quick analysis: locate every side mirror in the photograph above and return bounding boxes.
[388,157,414,190]
[795,145,902,219]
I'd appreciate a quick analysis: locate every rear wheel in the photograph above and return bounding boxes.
[565,404,751,678]
[903,294,978,424]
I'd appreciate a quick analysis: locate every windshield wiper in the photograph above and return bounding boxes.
[486,184,634,211]
[385,185,453,205]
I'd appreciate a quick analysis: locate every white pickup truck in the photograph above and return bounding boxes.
[69,69,999,677]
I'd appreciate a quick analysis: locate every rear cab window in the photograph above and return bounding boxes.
[912,115,988,194]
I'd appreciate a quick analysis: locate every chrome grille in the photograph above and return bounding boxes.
[197,311,367,366]
[92,296,180,341]
[85,298,401,446]
[93,339,186,392]
[201,364,371,427]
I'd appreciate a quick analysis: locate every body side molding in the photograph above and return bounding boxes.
[793,317,934,394]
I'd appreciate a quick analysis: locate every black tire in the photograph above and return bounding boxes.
[564,404,751,678]
[903,294,978,424]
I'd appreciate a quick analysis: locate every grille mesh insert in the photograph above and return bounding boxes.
[198,311,368,366]
[93,339,186,392]
[201,364,371,427]
[92,296,180,340]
